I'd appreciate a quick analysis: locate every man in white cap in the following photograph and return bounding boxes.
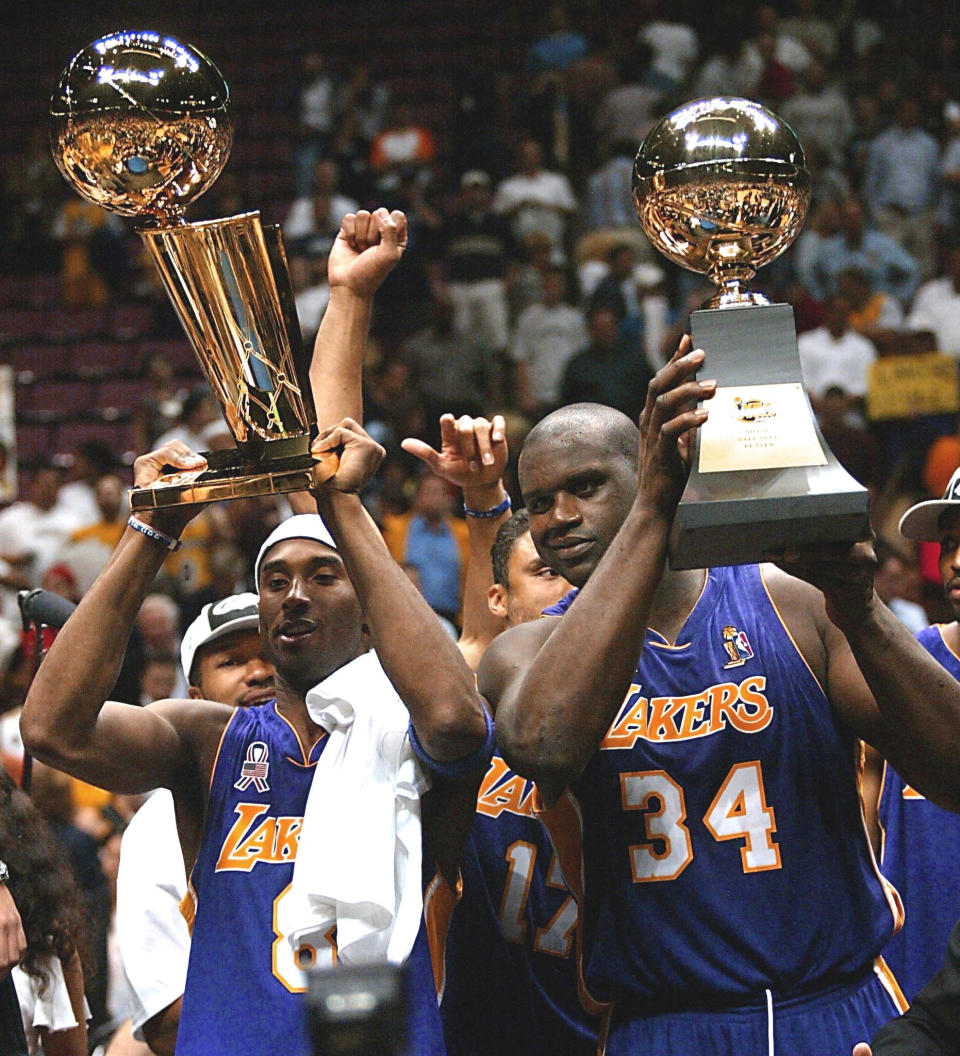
[113,592,274,1056]
[852,470,960,1054]
[20,210,492,1056]
[857,471,960,1012]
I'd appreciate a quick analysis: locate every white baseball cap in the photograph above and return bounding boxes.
[254,514,337,588]
[180,592,261,683]
[900,467,960,541]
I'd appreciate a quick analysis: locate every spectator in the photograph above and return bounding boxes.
[781,58,855,169]
[524,4,588,77]
[583,141,642,233]
[369,102,437,191]
[291,51,341,195]
[69,472,126,552]
[906,242,960,358]
[152,388,219,454]
[780,0,838,63]
[493,139,578,254]
[132,354,189,455]
[508,230,554,322]
[400,300,492,445]
[809,197,919,306]
[290,253,330,345]
[863,95,941,280]
[2,768,91,1056]
[560,304,652,421]
[922,417,960,498]
[382,472,470,626]
[59,441,116,528]
[639,7,699,91]
[797,293,878,406]
[837,267,905,348]
[435,170,515,358]
[816,385,883,492]
[284,159,358,258]
[594,45,664,159]
[873,541,929,634]
[511,264,587,420]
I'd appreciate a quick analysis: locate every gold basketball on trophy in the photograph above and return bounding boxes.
[50,31,331,510]
[633,97,811,308]
[50,30,232,222]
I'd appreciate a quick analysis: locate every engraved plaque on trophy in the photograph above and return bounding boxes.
[50,30,336,510]
[633,97,869,569]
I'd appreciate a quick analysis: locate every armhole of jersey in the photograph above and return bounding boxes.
[757,565,828,698]
[874,956,909,1013]
[208,706,240,795]
[423,869,462,1001]
[179,882,197,935]
[537,789,612,1019]
[876,757,889,864]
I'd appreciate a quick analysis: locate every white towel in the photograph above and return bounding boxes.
[288,649,430,967]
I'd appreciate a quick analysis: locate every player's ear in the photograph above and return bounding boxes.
[188,685,204,700]
[488,583,508,619]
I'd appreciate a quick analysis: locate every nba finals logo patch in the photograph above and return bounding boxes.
[235,741,270,793]
[734,395,776,422]
[722,625,754,668]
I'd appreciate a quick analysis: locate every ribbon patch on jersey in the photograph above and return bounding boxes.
[721,625,754,668]
[235,740,270,793]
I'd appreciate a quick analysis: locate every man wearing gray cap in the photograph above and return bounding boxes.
[20,211,491,1056]
[114,592,274,1056]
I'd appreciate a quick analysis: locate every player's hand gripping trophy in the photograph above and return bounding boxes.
[50,30,333,509]
[632,97,869,569]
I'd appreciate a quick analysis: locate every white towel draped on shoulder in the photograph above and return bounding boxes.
[288,649,430,966]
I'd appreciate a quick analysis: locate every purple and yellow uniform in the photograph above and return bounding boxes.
[540,566,904,1055]
[440,752,600,1056]
[878,623,960,1002]
[177,702,446,1056]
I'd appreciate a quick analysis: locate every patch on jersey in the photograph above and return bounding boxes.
[721,625,754,668]
[902,785,925,800]
[235,740,270,793]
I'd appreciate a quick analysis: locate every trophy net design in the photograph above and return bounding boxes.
[50,30,331,509]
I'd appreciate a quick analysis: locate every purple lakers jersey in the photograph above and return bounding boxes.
[177,702,446,1056]
[440,753,600,1056]
[541,566,900,1012]
[878,624,960,1002]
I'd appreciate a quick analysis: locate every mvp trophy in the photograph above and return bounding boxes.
[633,97,869,569]
[50,30,335,510]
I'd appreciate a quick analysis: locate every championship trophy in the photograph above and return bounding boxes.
[50,30,335,510]
[633,97,869,569]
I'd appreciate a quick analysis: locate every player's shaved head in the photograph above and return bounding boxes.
[519,403,639,487]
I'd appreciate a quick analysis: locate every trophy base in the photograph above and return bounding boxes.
[669,303,870,570]
[129,446,339,511]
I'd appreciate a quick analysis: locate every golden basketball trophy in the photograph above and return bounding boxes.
[633,97,868,568]
[50,30,335,510]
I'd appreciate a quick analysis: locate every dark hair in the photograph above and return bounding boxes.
[0,769,91,991]
[490,509,531,587]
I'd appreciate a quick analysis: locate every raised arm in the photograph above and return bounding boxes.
[312,419,490,763]
[402,413,510,670]
[482,339,715,804]
[309,207,407,428]
[20,444,231,799]
[769,546,960,811]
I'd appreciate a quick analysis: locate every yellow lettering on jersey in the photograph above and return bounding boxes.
[728,677,772,734]
[602,678,773,748]
[216,803,304,872]
[476,756,536,819]
[601,685,647,748]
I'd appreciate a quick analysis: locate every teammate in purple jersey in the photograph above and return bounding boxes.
[861,469,960,1006]
[441,510,597,1056]
[480,337,960,1055]
[20,211,492,1056]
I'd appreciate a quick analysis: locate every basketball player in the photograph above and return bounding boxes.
[20,212,492,1056]
[116,592,273,1056]
[479,337,960,1054]
[851,470,960,1055]
[441,508,599,1055]
[868,470,960,1002]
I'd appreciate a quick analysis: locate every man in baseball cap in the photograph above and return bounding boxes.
[180,592,275,708]
[115,593,276,1056]
[854,467,960,1041]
